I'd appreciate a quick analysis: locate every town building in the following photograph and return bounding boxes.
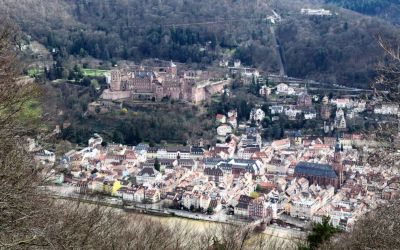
[276,83,295,95]
[304,108,317,120]
[297,92,312,107]
[248,197,273,219]
[301,8,332,16]
[321,104,332,120]
[34,150,56,163]
[234,195,253,218]
[269,105,284,115]
[272,138,291,150]
[294,162,339,189]
[332,98,352,109]
[216,114,227,124]
[250,108,266,123]
[217,125,233,137]
[204,167,224,183]
[259,85,272,97]
[225,109,238,129]
[374,103,399,115]
[136,167,162,184]
[334,109,347,129]
[285,106,302,120]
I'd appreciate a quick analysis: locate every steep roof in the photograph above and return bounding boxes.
[294,162,338,179]
[178,159,195,166]
[166,146,191,153]
[190,147,204,154]
[204,167,223,176]
[204,158,225,166]
[239,194,252,200]
[138,167,157,177]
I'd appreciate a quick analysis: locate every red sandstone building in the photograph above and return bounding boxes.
[294,162,340,189]
[101,62,230,103]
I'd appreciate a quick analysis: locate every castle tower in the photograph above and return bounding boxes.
[169,61,177,76]
[110,70,122,91]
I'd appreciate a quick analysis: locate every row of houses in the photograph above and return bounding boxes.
[234,195,276,220]
[121,187,161,204]
[141,146,205,160]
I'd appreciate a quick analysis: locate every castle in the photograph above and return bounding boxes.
[100,62,230,104]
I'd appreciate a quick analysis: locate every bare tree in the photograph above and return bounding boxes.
[0,17,283,250]
[0,19,48,249]
[320,38,400,250]
[363,36,400,169]
[0,20,41,135]
[321,200,400,250]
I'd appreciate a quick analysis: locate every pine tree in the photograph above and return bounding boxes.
[304,216,341,250]
[154,158,161,172]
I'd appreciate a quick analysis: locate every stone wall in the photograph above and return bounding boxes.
[100,89,131,100]
[191,79,231,104]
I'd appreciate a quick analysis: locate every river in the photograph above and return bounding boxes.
[122,211,304,249]
[48,185,305,249]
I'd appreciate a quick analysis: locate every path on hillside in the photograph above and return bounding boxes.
[270,25,286,77]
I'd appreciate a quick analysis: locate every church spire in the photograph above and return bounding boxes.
[333,134,344,188]
[335,134,342,153]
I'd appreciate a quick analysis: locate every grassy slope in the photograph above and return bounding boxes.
[82,69,109,77]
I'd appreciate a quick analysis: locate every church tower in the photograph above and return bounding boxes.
[333,137,344,188]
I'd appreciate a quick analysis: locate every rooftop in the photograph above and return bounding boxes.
[295,162,338,179]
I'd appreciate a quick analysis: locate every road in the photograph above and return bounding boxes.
[43,185,235,224]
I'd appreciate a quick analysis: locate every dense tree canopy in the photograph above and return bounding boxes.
[2,0,400,87]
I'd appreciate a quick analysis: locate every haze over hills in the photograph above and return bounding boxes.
[0,0,399,87]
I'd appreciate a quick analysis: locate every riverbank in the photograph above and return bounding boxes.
[44,185,306,249]
[54,196,304,249]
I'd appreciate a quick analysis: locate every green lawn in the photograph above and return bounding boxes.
[21,100,42,120]
[82,69,110,77]
[27,68,44,77]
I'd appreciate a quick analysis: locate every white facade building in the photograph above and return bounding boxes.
[374,104,399,115]
[250,108,266,123]
[217,125,233,136]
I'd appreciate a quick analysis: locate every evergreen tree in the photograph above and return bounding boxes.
[102,48,111,61]
[154,158,161,172]
[272,123,282,139]
[112,131,124,144]
[94,43,101,58]
[301,216,341,250]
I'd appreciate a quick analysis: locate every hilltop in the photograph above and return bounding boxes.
[324,0,400,24]
[0,0,399,87]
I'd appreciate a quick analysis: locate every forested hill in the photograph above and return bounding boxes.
[0,0,399,87]
[324,0,400,24]
[0,0,275,63]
